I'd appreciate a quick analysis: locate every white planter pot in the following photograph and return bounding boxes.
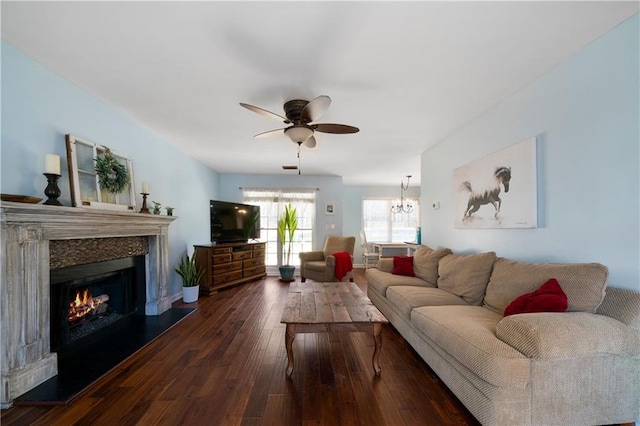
[182,285,199,303]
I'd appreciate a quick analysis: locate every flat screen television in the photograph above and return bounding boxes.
[210,200,260,244]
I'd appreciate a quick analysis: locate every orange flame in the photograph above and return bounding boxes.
[68,288,98,323]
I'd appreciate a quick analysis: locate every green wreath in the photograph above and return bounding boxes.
[95,152,129,193]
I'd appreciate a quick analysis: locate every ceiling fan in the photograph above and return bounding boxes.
[239,95,359,148]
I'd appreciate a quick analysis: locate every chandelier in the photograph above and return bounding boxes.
[391,175,413,213]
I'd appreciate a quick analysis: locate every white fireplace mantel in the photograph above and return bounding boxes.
[0,202,176,408]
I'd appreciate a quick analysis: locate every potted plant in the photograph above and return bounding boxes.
[175,252,203,303]
[165,206,174,216]
[152,201,161,214]
[277,203,298,282]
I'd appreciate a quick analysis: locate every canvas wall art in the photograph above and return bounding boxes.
[454,137,537,229]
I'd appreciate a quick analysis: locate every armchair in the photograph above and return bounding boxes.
[299,236,356,282]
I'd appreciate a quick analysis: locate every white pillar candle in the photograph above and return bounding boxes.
[44,154,61,175]
[142,182,149,193]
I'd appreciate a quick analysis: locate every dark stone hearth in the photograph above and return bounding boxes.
[13,308,194,406]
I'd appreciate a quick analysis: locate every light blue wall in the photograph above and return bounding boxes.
[344,185,421,264]
[218,173,343,251]
[421,15,639,291]
[1,42,220,297]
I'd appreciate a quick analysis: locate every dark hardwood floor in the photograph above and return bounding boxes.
[2,269,479,426]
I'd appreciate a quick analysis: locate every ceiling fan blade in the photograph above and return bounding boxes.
[240,103,289,123]
[300,95,331,123]
[303,136,317,149]
[313,123,360,134]
[254,128,286,138]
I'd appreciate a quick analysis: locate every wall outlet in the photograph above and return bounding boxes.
[432,201,440,210]
[325,223,335,230]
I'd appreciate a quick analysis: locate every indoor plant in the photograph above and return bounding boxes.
[277,203,298,281]
[175,252,203,303]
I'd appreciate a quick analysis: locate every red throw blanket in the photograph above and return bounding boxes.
[333,251,353,280]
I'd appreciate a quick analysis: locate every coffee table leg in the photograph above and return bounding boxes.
[372,323,383,376]
[285,324,295,378]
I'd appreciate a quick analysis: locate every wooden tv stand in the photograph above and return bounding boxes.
[194,241,266,295]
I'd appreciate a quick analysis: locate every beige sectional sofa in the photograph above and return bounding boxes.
[365,246,640,426]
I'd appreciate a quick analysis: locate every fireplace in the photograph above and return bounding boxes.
[50,256,146,359]
[1,202,176,408]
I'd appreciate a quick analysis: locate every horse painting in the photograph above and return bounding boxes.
[461,166,512,221]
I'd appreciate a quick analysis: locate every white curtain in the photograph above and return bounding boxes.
[243,188,316,266]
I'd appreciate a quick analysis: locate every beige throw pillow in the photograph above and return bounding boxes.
[413,246,453,286]
[437,252,497,306]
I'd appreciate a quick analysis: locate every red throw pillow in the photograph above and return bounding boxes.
[504,278,568,317]
[392,256,415,277]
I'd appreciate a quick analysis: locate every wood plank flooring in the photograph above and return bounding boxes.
[1,270,479,426]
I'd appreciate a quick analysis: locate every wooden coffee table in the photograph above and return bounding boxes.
[280,281,389,377]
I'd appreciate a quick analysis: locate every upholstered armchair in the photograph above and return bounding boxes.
[299,236,356,282]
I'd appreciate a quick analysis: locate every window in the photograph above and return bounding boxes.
[243,188,315,266]
[362,198,420,243]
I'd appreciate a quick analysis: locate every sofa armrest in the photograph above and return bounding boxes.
[376,258,394,273]
[325,254,354,267]
[299,251,325,262]
[496,312,640,359]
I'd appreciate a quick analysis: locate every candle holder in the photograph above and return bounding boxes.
[43,173,63,206]
[139,193,150,214]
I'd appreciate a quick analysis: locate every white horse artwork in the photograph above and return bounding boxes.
[454,138,537,229]
[461,166,512,221]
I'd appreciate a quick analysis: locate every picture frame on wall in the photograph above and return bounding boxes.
[65,134,137,211]
[453,137,537,229]
[324,203,335,215]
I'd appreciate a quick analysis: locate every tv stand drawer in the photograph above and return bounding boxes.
[232,251,252,261]
[213,261,242,273]
[213,270,243,285]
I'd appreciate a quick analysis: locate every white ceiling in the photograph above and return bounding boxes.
[2,1,638,186]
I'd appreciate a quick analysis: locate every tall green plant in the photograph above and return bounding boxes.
[175,252,203,287]
[277,204,298,266]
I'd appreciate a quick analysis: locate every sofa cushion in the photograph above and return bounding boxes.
[412,246,452,285]
[504,278,568,317]
[365,268,431,298]
[411,305,530,389]
[437,252,496,306]
[392,256,415,276]
[496,312,640,359]
[483,258,608,315]
[386,286,468,319]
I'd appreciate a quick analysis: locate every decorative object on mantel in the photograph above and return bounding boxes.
[139,182,150,214]
[175,252,203,303]
[151,201,161,215]
[43,154,63,206]
[0,194,43,204]
[94,151,129,194]
[165,206,174,216]
[65,134,137,211]
[391,175,413,213]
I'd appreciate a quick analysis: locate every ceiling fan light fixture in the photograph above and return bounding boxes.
[285,125,313,143]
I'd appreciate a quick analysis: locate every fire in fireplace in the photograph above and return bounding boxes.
[68,288,109,323]
[50,256,146,359]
